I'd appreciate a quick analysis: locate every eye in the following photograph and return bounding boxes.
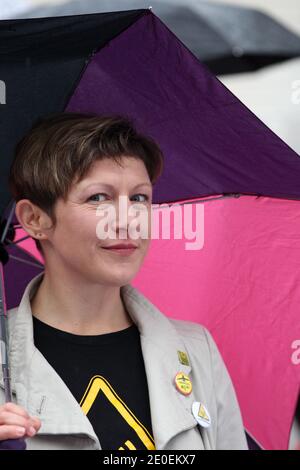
[87,193,108,202]
[87,193,151,203]
[131,194,150,203]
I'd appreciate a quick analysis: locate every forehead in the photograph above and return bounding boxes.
[72,156,152,192]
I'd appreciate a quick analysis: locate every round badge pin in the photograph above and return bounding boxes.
[174,372,192,396]
[192,401,211,428]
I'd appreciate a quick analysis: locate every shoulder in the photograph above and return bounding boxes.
[168,317,208,339]
[124,283,216,356]
[168,317,214,350]
[6,306,19,340]
[167,317,221,374]
[6,306,19,324]
[167,317,228,378]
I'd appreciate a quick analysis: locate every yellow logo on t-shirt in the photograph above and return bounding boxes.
[80,375,156,450]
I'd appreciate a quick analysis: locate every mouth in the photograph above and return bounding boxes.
[101,245,138,256]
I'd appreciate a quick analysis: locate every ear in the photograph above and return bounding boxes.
[15,199,52,242]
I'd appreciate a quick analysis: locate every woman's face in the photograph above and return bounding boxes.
[43,156,153,286]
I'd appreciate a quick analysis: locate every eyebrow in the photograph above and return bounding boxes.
[82,182,152,191]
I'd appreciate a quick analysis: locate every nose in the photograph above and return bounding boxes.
[102,195,150,241]
[110,196,134,239]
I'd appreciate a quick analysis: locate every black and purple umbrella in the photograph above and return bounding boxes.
[10,0,300,75]
[0,9,300,450]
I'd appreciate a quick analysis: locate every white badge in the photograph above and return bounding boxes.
[192,401,211,428]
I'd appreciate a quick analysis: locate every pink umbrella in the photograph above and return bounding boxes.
[16,192,300,449]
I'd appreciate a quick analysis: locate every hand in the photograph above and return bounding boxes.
[0,402,41,441]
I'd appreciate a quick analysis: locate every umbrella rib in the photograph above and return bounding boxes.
[4,238,44,268]
[10,235,31,244]
[152,193,240,209]
[1,201,16,244]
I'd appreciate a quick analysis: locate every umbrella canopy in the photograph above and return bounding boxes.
[6,0,300,75]
[0,9,300,450]
[0,8,146,215]
[1,9,300,211]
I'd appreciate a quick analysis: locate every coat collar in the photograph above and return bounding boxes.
[1,272,198,450]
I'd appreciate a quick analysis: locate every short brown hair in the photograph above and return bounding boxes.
[9,112,164,256]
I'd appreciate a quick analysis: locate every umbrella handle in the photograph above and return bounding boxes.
[0,438,26,450]
[0,211,26,451]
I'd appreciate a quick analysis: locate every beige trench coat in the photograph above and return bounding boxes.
[0,272,248,450]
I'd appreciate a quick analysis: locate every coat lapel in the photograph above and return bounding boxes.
[1,273,199,450]
[121,285,199,450]
[2,272,100,447]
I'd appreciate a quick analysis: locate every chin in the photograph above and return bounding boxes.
[103,270,138,286]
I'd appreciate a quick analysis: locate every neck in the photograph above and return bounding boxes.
[30,267,133,336]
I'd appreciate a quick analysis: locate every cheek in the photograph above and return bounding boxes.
[134,239,151,266]
[56,212,97,246]
[141,236,151,251]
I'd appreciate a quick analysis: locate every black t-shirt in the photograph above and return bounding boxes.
[32,316,156,450]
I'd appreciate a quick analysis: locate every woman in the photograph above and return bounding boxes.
[0,112,248,450]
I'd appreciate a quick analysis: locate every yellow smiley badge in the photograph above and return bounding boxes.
[174,372,192,396]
